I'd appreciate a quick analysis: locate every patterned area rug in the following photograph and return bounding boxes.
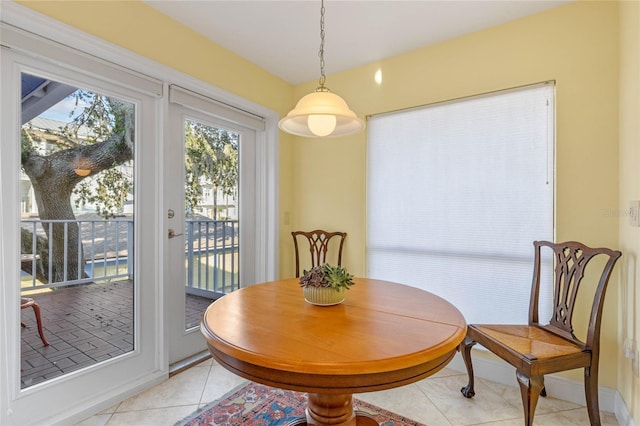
[177,381,426,426]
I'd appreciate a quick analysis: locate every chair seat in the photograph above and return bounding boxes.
[468,324,590,375]
[21,297,36,308]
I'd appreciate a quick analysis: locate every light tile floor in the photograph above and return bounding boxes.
[76,358,619,426]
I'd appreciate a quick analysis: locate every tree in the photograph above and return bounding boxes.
[184,121,239,219]
[21,91,134,284]
[21,90,239,285]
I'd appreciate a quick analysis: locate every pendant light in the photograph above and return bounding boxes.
[278,0,365,138]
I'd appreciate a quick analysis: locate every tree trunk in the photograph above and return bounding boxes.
[21,127,133,284]
[20,228,49,284]
[213,185,219,220]
[30,174,85,283]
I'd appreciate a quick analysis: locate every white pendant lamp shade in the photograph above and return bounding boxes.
[278,0,365,138]
[279,90,365,138]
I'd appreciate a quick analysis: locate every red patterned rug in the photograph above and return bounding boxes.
[177,381,426,426]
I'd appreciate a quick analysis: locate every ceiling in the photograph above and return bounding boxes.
[21,74,76,124]
[144,0,571,85]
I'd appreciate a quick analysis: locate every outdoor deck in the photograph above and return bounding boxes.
[20,280,214,388]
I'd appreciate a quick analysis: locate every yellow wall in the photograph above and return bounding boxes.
[17,1,293,111]
[290,0,622,390]
[19,0,635,418]
[618,0,640,422]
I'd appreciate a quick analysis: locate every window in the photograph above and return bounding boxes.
[367,83,554,324]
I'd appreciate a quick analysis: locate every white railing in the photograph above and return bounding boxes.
[185,218,239,297]
[20,217,239,297]
[21,218,133,290]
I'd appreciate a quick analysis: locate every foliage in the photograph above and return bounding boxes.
[59,91,134,218]
[23,88,238,220]
[63,91,119,143]
[184,120,239,218]
[299,264,355,291]
[74,167,132,218]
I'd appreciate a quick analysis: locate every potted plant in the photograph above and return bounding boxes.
[299,264,354,306]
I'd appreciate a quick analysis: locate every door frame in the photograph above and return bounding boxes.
[165,102,261,364]
[0,3,279,424]
[1,36,166,426]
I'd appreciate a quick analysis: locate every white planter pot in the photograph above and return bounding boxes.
[303,286,346,306]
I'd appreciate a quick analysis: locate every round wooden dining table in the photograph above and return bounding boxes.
[201,278,466,426]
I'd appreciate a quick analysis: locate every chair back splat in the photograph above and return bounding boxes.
[460,240,621,426]
[291,230,346,278]
[530,241,621,348]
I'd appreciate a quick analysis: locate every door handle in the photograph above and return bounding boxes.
[168,229,183,239]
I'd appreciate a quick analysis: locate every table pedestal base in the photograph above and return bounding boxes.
[284,393,378,426]
[285,414,377,426]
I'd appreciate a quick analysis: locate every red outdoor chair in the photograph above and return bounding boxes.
[21,297,49,346]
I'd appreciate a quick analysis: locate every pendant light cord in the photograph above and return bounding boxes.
[317,0,329,92]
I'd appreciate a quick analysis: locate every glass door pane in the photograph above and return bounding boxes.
[20,73,135,388]
[183,119,240,330]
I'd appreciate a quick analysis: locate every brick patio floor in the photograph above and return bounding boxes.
[20,280,215,388]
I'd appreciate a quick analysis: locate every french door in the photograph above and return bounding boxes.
[165,86,263,365]
[1,29,164,425]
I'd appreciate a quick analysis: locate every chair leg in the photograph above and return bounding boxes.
[584,365,602,426]
[516,370,544,426]
[29,303,49,347]
[460,335,477,398]
[538,375,546,397]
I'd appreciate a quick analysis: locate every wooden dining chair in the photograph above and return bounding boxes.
[291,230,347,277]
[459,240,621,426]
[21,297,49,346]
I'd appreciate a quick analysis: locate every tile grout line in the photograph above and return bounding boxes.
[197,361,214,407]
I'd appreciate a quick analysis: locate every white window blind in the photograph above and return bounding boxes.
[366,83,554,324]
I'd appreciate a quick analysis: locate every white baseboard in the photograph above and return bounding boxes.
[615,391,638,426]
[447,352,636,426]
